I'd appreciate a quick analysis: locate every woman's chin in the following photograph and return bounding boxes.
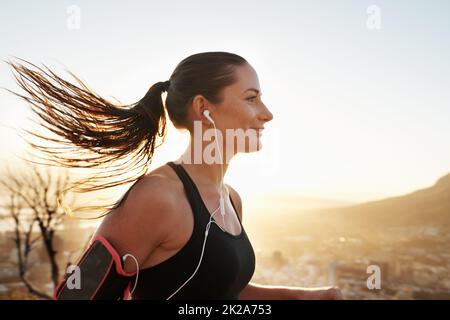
[244,141,263,153]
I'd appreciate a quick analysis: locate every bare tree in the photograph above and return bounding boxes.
[0,163,78,299]
[1,193,50,299]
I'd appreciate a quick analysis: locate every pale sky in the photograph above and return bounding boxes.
[0,0,449,203]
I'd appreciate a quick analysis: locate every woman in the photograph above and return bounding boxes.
[9,52,342,300]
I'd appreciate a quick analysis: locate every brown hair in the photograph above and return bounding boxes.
[5,52,247,217]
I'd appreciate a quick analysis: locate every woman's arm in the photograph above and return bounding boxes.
[226,185,343,300]
[56,176,176,299]
[239,283,290,300]
[239,282,343,300]
[94,176,175,272]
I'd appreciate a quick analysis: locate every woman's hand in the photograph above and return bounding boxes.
[321,286,344,300]
[285,286,344,300]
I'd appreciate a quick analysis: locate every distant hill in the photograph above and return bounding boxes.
[312,172,450,229]
[246,193,356,213]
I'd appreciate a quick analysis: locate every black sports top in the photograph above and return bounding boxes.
[132,161,256,300]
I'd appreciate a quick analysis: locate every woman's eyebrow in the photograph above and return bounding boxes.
[243,88,260,94]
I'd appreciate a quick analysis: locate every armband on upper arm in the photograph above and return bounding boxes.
[54,235,137,300]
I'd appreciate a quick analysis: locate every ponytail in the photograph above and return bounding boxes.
[5,58,170,217]
[133,80,170,157]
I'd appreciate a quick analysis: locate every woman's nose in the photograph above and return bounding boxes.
[260,103,274,122]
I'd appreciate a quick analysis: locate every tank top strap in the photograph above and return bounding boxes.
[166,161,203,220]
[167,161,243,226]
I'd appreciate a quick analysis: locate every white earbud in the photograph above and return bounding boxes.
[203,109,215,124]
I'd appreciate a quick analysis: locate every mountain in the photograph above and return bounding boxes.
[312,172,450,229]
[247,193,356,212]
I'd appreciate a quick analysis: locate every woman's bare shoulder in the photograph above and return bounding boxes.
[138,164,182,201]
[94,163,182,267]
[113,164,182,221]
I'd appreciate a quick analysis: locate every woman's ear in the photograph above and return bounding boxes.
[191,94,213,125]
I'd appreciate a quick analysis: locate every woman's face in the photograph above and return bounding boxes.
[212,63,274,154]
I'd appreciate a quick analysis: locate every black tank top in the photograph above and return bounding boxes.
[132,161,256,300]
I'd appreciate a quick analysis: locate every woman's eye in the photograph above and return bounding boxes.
[247,96,257,102]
